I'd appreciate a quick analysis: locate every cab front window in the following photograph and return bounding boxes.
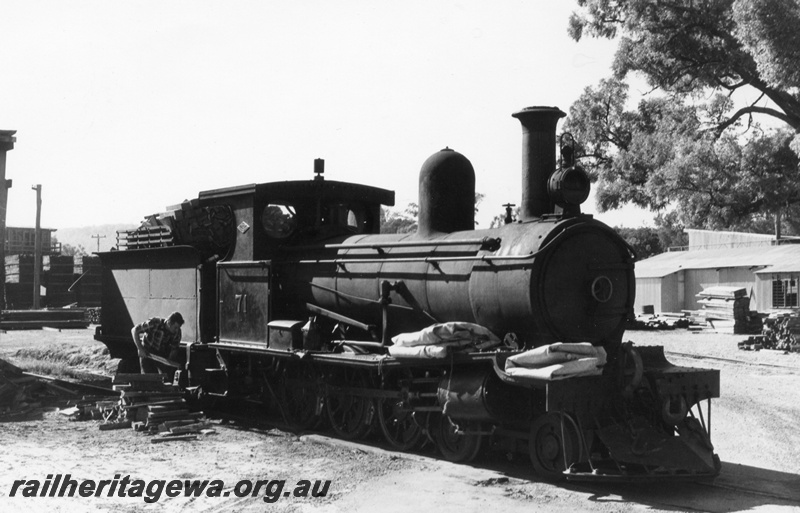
[261,203,297,239]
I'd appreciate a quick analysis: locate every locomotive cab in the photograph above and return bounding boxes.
[94,168,394,358]
[197,172,394,263]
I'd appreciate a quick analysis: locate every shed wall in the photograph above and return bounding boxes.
[684,269,719,310]
[634,277,663,313]
[634,273,679,313]
[755,275,771,311]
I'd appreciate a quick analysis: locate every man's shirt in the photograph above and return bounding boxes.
[136,317,181,357]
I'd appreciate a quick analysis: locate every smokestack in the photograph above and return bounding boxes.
[511,107,565,220]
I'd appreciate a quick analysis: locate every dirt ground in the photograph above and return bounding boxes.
[1,327,800,512]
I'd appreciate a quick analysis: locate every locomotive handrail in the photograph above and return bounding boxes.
[284,222,613,266]
[284,237,501,252]
[290,253,540,266]
[288,239,559,266]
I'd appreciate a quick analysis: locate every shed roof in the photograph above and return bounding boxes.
[635,244,800,278]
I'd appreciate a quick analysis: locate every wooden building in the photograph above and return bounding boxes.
[3,226,60,255]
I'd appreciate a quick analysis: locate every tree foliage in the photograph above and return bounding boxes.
[61,243,88,257]
[566,0,800,234]
[380,193,487,233]
[615,213,689,259]
[380,204,418,234]
[570,0,800,133]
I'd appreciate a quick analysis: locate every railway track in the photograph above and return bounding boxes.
[664,350,800,372]
[696,479,800,504]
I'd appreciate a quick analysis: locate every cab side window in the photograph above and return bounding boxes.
[321,203,371,233]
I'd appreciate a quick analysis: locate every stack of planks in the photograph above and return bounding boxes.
[116,225,174,250]
[102,373,211,442]
[0,309,90,330]
[689,287,763,334]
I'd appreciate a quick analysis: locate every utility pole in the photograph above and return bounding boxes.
[0,130,16,311]
[32,184,42,309]
[91,233,106,252]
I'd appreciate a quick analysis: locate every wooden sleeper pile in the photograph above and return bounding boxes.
[685,286,763,334]
[104,373,212,442]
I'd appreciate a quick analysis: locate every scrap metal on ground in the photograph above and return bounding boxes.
[0,357,84,420]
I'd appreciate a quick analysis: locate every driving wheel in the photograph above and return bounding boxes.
[278,360,322,431]
[325,368,375,440]
[433,415,482,463]
[377,371,422,451]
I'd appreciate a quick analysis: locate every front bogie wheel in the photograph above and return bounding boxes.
[529,412,581,481]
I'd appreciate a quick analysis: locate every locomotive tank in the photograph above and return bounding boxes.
[282,215,634,348]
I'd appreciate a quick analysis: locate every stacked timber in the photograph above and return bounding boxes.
[692,287,763,334]
[627,312,690,330]
[4,255,35,309]
[758,313,800,352]
[116,225,174,250]
[167,202,234,251]
[0,309,90,330]
[72,255,101,308]
[106,373,210,441]
[59,396,120,421]
[43,255,77,307]
[4,254,102,310]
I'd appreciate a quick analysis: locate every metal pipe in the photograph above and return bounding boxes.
[305,302,374,332]
[285,237,500,252]
[292,254,532,266]
[335,340,386,349]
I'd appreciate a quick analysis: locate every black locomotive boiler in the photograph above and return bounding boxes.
[94,106,720,481]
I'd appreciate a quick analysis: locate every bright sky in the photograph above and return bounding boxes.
[0,0,652,231]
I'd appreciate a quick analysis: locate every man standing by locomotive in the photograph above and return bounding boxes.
[130,311,184,378]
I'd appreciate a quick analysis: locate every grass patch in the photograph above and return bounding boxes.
[11,343,118,380]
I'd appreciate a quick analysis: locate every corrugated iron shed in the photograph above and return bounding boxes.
[636,244,800,278]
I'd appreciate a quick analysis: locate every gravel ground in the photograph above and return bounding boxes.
[1,327,799,512]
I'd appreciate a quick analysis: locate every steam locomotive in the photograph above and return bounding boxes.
[94,106,720,481]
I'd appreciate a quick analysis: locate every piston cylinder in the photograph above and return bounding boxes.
[438,367,530,421]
